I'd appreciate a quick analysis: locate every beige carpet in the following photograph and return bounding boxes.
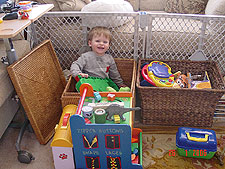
[0,127,54,169]
[142,134,225,169]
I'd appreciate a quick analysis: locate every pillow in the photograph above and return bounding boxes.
[165,0,208,14]
[56,0,91,11]
[81,0,134,27]
[205,0,225,15]
[205,0,225,35]
[126,0,139,11]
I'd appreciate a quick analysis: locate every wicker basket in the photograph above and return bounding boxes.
[136,59,225,127]
[61,58,137,109]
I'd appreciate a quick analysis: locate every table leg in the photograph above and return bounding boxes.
[3,38,18,64]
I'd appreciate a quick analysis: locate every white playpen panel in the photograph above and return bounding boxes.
[32,12,143,70]
[31,12,224,75]
[145,13,225,75]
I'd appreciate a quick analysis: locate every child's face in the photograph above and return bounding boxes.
[88,34,110,56]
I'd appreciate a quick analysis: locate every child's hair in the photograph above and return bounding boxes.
[88,26,112,42]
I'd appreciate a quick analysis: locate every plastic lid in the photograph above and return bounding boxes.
[176,127,217,152]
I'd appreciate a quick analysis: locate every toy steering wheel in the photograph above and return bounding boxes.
[147,61,175,87]
[141,64,156,86]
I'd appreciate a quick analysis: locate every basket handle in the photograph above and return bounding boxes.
[186,132,209,142]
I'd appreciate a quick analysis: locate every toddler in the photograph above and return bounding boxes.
[70,26,126,88]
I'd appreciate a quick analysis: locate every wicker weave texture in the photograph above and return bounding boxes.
[137,59,225,127]
[7,40,66,144]
[61,58,137,108]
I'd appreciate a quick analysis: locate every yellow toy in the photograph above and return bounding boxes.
[51,104,77,169]
[147,61,175,87]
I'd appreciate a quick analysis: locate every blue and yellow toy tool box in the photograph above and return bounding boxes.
[176,127,217,159]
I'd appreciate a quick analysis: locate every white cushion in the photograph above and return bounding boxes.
[81,0,134,27]
[57,0,88,11]
[205,0,225,15]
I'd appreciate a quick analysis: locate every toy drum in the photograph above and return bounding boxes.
[176,127,217,159]
[82,106,93,119]
[94,108,106,124]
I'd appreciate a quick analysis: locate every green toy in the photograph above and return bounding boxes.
[75,75,119,92]
[119,87,131,92]
[106,86,117,92]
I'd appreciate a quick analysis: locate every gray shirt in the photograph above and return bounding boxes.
[70,51,124,86]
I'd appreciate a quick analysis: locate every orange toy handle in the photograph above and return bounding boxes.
[76,83,94,115]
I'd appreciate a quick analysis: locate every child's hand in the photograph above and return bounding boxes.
[79,73,89,78]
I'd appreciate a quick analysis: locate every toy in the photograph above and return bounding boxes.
[105,104,141,121]
[94,108,106,124]
[51,104,77,169]
[176,127,217,159]
[94,91,102,102]
[141,61,179,87]
[119,86,131,92]
[52,82,143,168]
[82,106,93,119]
[188,71,212,89]
[107,93,116,101]
[18,11,29,19]
[75,75,119,92]
[70,115,143,169]
[173,73,189,88]
[147,61,175,87]
[106,86,117,92]
[88,101,124,111]
[140,64,156,86]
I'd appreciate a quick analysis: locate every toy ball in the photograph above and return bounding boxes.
[146,61,175,87]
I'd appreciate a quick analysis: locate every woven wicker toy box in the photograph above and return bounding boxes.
[136,59,225,127]
[61,58,137,108]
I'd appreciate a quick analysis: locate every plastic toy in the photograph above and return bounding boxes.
[82,106,93,119]
[107,93,116,101]
[52,83,143,169]
[188,71,211,89]
[176,127,217,159]
[106,86,117,92]
[140,61,178,87]
[140,64,156,86]
[119,86,131,92]
[51,104,77,169]
[94,91,102,102]
[70,115,143,169]
[75,75,119,92]
[88,102,124,111]
[94,108,107,124]
[146,61,175,87]
[173,73,189,88]
[105,104,141,121]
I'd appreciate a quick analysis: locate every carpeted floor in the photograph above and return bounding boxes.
[0,127,54,169]
[142,134,225,169]
[1,126,225,169]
